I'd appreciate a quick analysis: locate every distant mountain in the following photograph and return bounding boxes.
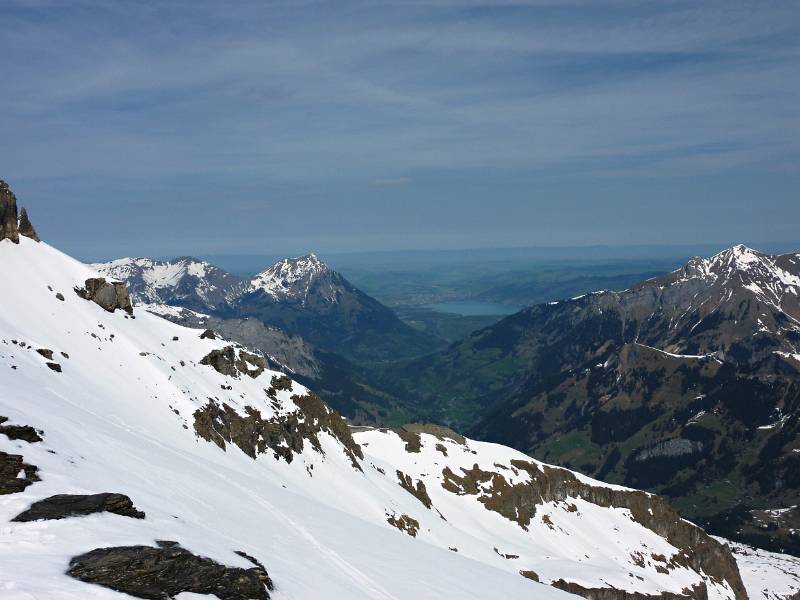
[388,245,800,555]
[94,253,441,363]
[92,256,247,312]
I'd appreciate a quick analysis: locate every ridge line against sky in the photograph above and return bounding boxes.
[1,0,798,257]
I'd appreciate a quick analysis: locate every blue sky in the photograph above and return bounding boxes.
[1,0,799,260]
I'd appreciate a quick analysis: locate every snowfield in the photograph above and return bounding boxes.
[0,236,797,599]
[718,541,800,600]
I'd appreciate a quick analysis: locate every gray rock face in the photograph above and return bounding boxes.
[12,493,145,522]
[67,540,273,600]
[75,278,134,314]
[18,207,40,242]
[0,179,20,243]
[199,345,267,379]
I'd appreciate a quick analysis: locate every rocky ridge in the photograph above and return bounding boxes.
[355,426,751,600]
[0,179,39,244]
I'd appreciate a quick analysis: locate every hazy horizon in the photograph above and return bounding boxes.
[78,240,800,277]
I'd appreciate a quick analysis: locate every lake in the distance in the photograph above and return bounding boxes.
[421,300,523,316]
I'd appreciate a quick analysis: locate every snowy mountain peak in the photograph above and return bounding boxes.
[676,245,800,300]
[708,244,764,271]
[615,243,800,361]
[249,253,336,302]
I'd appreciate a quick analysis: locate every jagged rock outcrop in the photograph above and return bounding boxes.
[392,427,423,453]
[397,470,433,509]
[0,179,20,243]
[199,345,266,379]
[67,540,273,600]
[0,452,39,494]
[0,181,39,243]
[75,278,134,314]
[386,512,419,537]
[12,493,145,522]
[193,391,363,469]
[18,207,40,242]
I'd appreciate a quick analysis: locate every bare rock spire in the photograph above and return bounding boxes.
[0,179,20,244]
[18,207,40,242]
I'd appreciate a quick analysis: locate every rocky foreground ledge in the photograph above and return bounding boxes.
[1,179,40,244]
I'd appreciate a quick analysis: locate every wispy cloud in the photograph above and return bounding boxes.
[1,0,798,255]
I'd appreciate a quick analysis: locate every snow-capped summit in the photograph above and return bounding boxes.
[250,253,337,303]
[678,244,800,306]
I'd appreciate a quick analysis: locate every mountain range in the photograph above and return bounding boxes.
[5,182,798,598]
[93,253,440,364]
[386,245,800,555]
[91,224,800,557]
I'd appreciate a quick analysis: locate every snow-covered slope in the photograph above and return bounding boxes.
[720,541,800,600]
[0,234,794,599]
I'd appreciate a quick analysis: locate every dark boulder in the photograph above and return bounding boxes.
[0,179,19,243]
[67,540,273,600]
[75,278,134,314]
[0,416,43,443]
[200,329,217,339]
[18,207,40,242]
[0,451,39,494]
[12,492,145,522]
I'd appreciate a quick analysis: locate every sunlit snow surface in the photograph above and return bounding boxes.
[719,540,800,600]
[0,237,796,599]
